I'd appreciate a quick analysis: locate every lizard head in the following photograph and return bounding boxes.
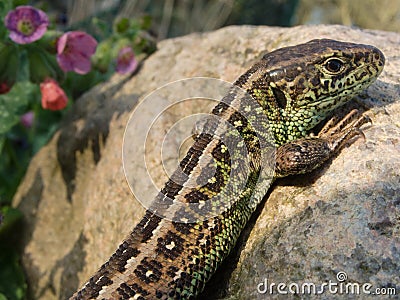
[242,39,385,145]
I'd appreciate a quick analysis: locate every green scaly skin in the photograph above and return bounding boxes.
[71,39,385,300]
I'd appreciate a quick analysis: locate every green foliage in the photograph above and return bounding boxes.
[92,15,156,75]
[0,77,69,203]
[115,17,130,34]
[0,43,19,87]
[0,207,23,241]
[12,0,28,7]
[0,2,11,40]
[141,15,152,31]
[0,247,26,300]
[0,82,37,136]
[0,2,155,204]
[0,2,155,299]
[27,45,64,83]
[0,207,26,300]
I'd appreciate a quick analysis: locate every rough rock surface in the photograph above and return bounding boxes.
[12,25,400,299]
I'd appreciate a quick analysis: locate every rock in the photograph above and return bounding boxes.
[12,25,400,299]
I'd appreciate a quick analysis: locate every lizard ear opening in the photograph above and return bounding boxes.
[271,87,287,109]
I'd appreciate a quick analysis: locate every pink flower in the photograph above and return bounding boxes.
[21,111,35,128]
[56,31,97,74]
[40,78,68,110]
[116,46,138,75]
[5,6,49,44]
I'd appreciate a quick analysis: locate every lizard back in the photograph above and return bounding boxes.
[71,39,384,299]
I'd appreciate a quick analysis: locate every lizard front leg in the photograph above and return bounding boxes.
[275,109,371,177]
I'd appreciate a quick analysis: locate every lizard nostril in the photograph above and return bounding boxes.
[372,47,385,67]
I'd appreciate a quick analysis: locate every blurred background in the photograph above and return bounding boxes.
[49,0,400,39]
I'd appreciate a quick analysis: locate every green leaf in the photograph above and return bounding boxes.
[0,82,38,135]
[27,46,64,83]
[0,0,12,20]
[0,43,19,84]
[0,293,8,300]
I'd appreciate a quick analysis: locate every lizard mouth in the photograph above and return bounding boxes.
[291,85,371,117]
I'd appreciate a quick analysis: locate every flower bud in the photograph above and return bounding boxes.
[20,111,35,128]
[0,82,12,94]
[92,39,113,73]
[116,46,138,75]
[40,78,68,110]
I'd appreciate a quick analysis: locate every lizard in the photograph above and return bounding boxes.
[70,39,385,300]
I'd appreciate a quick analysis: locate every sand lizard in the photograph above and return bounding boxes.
[70,39,385,299]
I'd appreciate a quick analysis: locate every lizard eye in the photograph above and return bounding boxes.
[323,58,345,74]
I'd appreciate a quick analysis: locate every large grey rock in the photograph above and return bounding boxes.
[12,25,400,299]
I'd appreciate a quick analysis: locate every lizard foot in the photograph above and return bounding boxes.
[275,109,371,177]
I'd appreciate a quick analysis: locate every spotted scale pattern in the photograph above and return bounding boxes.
[70,39,384,299]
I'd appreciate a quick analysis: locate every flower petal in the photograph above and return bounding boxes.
[56,31,97,74]
[116,46,138,75]
[4,6,49,44]
[69,32,97,54]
